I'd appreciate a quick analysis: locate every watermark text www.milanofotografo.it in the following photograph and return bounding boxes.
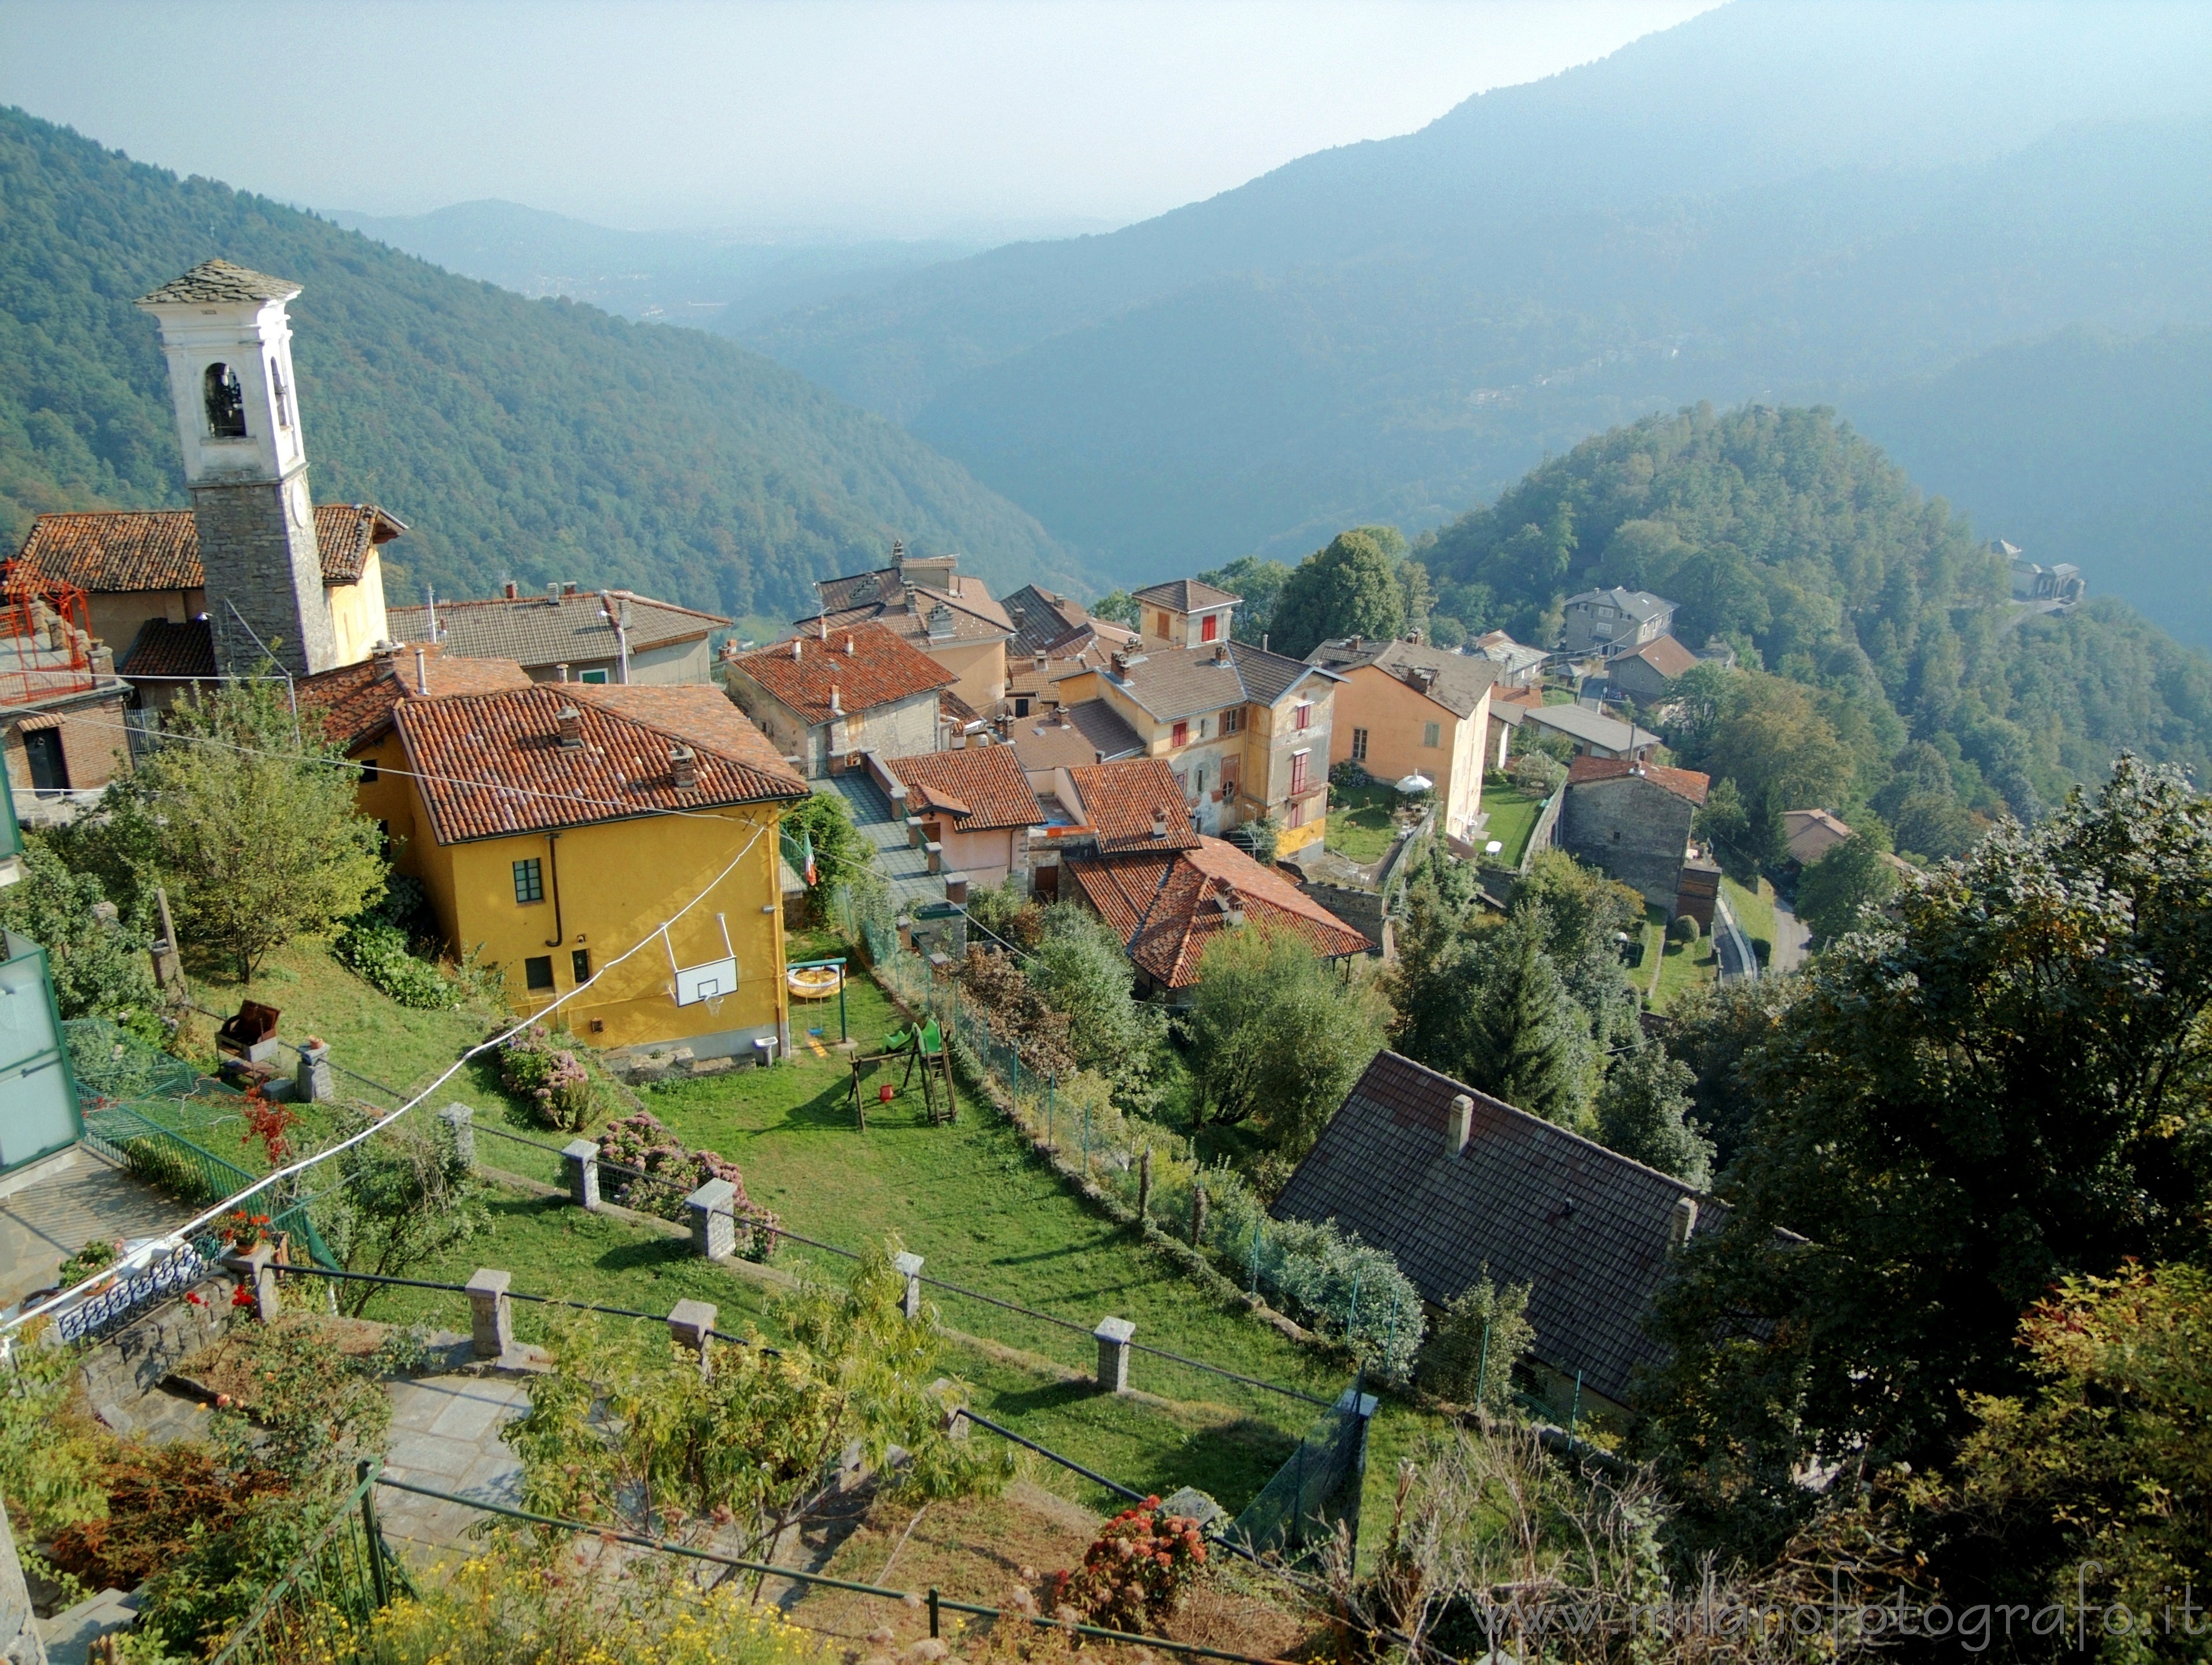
[1466,1567,2209,1655]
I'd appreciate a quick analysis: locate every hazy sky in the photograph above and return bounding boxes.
[0,1,1714,239]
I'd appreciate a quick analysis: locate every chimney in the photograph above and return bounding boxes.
[371,639,404,682]
[555,705,583,749]
[791,638,804,661]
[557,662,569,682]
[845,635,856,655]
[1668,1196,1699,1254]
[1150,807,1168,839]
[502,580,518,600]
[669,744,697,789]
[1035,651,1048,672]
[1219,884,1244,927]
[1214,642,1230,665]
[1406,628,1423,645]
[564,581,579,596]
[546,581,561,605]
[414,648,429,694]
[1448,1093,1473,1156]
[829,684,843,716]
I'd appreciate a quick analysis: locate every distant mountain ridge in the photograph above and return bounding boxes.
[740,0,2212,633]
[0,108,1081,622]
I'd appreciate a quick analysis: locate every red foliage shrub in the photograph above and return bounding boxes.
[1047,1497,1207,1633]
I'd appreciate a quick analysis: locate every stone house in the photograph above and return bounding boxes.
[800,544,1014,717]
[1272,1050,1725,1417]
[386,585,727,687]
[1560,587,1676,659]
[723,623,954,778]
[0,586,134,821]
[1306,634,1499,852]
[1515,701,1661,762]
[1604,634,1700,703]
[1560,755,1714,919]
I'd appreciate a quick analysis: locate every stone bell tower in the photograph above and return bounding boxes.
[136,259,338,676]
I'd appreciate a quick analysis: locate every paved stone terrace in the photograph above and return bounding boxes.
[827,773,945,909]
[377,1371,535,1560]
[0,1147,197,1311]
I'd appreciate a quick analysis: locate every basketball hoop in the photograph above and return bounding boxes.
[702,992,726,1018]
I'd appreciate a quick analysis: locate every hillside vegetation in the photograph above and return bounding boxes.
[0,106,1077,618]
[1416,404,2212,835]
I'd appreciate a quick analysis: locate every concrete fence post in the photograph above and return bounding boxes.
[222,1242,280,1322]
[1093,1316,1135,1395]
[465,1268,513,1360]
[668,1299,717,1376]
[929,1376,970,1440]
[687,1179,737,1260]
[892,1251,925,1321]
[561,1139,601,1210]
[295,1040,335,1104]
[439,1102,476,1169]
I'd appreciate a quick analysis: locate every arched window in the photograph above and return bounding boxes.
[203,363,247,437]
[268,357,291,429]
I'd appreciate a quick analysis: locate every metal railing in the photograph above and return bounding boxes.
[207,1461,406,1665]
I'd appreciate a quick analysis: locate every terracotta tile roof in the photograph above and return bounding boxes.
[117,618,214,679]
[1271,1051,1727,1406]
[566,683,801,782]
[1615,633,1700,680]
[136,259,300,305]
[1101,641,1334,724]
[1006,699,1146,772]
[1065,835,1371,988]
[393,683,805,844]
[11,505,404,595]
[1132,578,1239,612]
[728,622,955,724]
[387,588,726,669]
[1565,754,1712,805]
[1065,758,1199,853]
[886,746,1045,832]
[296,651,533,752]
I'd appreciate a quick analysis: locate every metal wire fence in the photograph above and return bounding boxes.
[1221,1387,1376,1560]
[206,1461,407,1665]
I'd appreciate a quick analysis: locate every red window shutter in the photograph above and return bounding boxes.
[1172,720,1188,748]
[1201,614,1219,643]
[1294,702,1311,731]
[1291,751,1309,795]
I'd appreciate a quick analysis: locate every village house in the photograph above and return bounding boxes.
[1050,580,1341,853]
[885,746,1046,889]
[387,584,727,687]
[722,622,954,778]
[380,680,808,1059]
[1469,628,1548,689]
[1782,806,1854,865]
[1560,587,1676,660]
[799,543,1014,717]
[1602,633,1700,704]
[1051,758,1368,999]
[1306,633,1499,852]
[0,584,133,822]
[1559,755,1718,927]
[1272,1049,1724,1417]
[1507,699,1661,762]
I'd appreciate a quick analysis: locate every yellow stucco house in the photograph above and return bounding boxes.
[1305,635,1500,853]
[308,653,810,1059]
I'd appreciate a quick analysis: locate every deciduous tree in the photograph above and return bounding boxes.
[1592,1041,1712,1186]
[1269,529,1407,658]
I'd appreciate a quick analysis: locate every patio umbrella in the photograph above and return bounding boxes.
[1394,772,1434,794]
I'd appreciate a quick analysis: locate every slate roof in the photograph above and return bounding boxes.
[297,651,533,752]
[886,747,1045,832]
[11,505,406,595]
[1522,703,1660,754]
[393,683,805,844]
[1102,642,1334,724]
[808,559,1013,644]
[1613,634,1700,681]
[1308,636,1501,719]
[136,259,300,305]
[1272,1050,1725,1405]
[1006,699,1146,772]
[117,619,214,680]
[1566,754,1712,806]
[727,622,955,724]
[1565,587,1673,624]
[1065,835,1370,988]
[1065,758,1200,852]
[1131,578,1239,612]
[387,589,726,669]
[1002,584,1095,659]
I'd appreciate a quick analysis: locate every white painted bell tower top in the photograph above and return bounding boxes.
[134,259,310,489]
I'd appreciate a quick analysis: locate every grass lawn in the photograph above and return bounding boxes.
[1723,874,1777,965]
[1476,783,1544,868]
[1649,922,1718,1014]
[1638,904,1669,1003]
[1323,780,1402,864]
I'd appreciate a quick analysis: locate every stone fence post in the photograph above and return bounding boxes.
[687,1179,737,1259]
[222,1242,280,1322]
[465,1268,513,1360]
[1094,1316,1135,1395]
[668,1299,717,1376]
[439,1102,476,1169]
[561,1140,601,1210]
[893,1251,925,1321]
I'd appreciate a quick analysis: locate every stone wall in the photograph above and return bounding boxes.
[0,1491,45,1664]
[72,1277,231,1433]
[1560,775,1695,911]
[191,477,337,676]
[2,690,133,800]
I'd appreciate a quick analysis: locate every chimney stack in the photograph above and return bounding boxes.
[669,745,697,789]
[1150,807,1168,839]
[829,684,842,716]
[502,580,518,599]
[547,581,561,605]
[414,648,429,694]
[791,638,804,661]
[1668,1196,1699,1254]
[371,639,404,682]
[555,705,583,749]
[1448,1093,1473,1156]
[845,635,856,655]
[1214,642,1230,665]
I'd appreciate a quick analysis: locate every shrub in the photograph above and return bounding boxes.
[1047,1497,1208,1632]
[1418,1271,1536,1412]
[499,1025,597,1130]
[1667,913,1701,944]
[334,917,460,1009]
[595,1110,779,1259]
[57,1237,122,1286]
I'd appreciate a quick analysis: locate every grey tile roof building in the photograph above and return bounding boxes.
[136,259,301,305]
[387,589,726,673]
[1307,635,1501,718]
[1005,698,1147,771]
[1272,1051,1724,1406]
[1101,641,1337,724]
[1131,578,1239,613]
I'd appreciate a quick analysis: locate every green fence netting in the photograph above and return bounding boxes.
[1220,1385,1375,1560]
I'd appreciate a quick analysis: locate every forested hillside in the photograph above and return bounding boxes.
[1417,404,2212,832]
[0,108,1077,619]
[745,2,2212,599]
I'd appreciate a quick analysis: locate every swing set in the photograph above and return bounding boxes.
[846,1019,956,1130]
